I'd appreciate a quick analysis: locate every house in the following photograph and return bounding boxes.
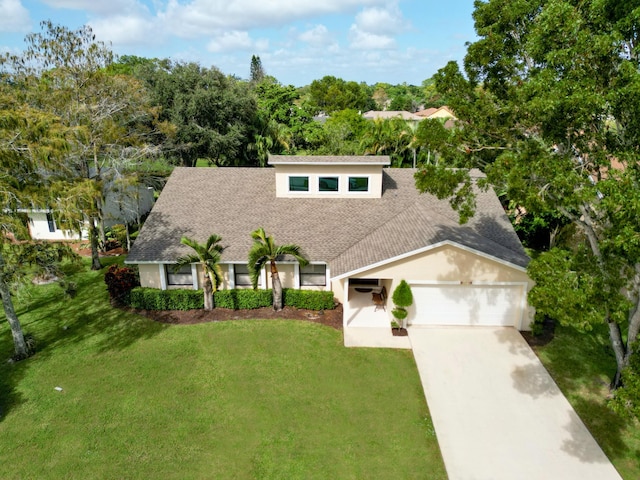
[126,155,535,339]
[415,106,457,130]
[362,110,423,121]
[24,180,155,241]
[415,105,456,120]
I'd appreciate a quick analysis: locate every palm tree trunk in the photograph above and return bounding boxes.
[0,252,28,359]
[204,275,213,310]
[270,261,283,311]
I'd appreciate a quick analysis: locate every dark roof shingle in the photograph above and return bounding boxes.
[126,167,529,275]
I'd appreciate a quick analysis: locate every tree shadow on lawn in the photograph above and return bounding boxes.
[524,325,639,467]
[0,339,28,423]
[27,259,169,357]
[0,258,169,422]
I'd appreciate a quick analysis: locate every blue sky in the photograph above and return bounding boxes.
[0,0,478,86]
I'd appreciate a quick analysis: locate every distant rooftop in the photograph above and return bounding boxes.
[362,110,422,121]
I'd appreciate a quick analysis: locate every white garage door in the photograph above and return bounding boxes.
[409,284,524,327]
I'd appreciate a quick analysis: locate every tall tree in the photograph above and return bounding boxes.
[247,228,308,311]
[306,76,374,114]
[250,55,265,83]
[137,61,258,167]
[2,21,159,270]
[416,0,640,388]
[0,86,69,359]
[175,235,224,311]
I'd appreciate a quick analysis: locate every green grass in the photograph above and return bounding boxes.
[533,325,640,479]
[195,158,216,167]
[0,258,446,480]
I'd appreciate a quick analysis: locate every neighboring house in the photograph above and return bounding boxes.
[24,182,155,241]
[415,105,456,119]
[415,106,457,129]
[362,110,423,121]
[126,155,535,333]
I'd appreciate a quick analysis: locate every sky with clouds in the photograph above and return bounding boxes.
[0,0,478,87]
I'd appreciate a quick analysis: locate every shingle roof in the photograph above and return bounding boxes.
[126,167,529,276]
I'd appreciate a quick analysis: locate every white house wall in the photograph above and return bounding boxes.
[274,164,384,199]
[27,212,87,240]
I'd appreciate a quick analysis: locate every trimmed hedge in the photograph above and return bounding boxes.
[213,289,272,309]
[129,287,203,310]
[127,287,336,311]
[283,288,335,310]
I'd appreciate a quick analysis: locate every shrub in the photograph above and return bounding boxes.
[392,307,408,321]
[126,287,336,311]
[392,280,413,308]
[104,264,140,305]
[530,312,548,337]
[214,289,273,309]
[283,289,335,310]
[128,287,203,310]
[108,224,128,250]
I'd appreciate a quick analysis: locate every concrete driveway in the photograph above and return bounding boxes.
[409,327,622,480]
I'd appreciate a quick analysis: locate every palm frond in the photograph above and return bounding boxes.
[174,254,199,272]
[248,243,268,289]
[276,244,309,268]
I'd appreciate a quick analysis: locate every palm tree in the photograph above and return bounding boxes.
[248,227,308,311]
[175,235,224,310]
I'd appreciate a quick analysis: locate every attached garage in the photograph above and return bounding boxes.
[409,283,526,328]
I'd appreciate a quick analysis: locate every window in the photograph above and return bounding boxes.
[318,176,339,192]
[46,213,56,233]
[166,264,193,286]
[289,176,309,192]
[235,264,260,287]
[300,264,326,286]
[350,278,379,286]
[348,177,369,192]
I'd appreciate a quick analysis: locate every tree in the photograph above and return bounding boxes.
[250,55,265,83]
[176,235,224,311]
[0,87,70,359]
[137,61,258,167]
[3,21,159,270]
[415,0,640,388]
[306,76,374,114]
[391,280,414,329]
[247,228,308,311]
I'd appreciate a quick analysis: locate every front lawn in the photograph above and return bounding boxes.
[0,258,446,479]
[533,325,640,479]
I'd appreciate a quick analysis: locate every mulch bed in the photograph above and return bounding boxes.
[130,304,344,331]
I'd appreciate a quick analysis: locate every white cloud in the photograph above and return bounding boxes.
[0,0,30,32]
[298,24,339,51]
[348,25,395,50]
[90,14,159,47]
[354,3,407,35]
[41,0,143,15]
[207,30,268,53]
[159,0,389,38]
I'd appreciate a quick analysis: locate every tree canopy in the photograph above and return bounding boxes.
[415,0,640,389]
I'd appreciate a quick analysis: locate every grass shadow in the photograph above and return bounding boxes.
[534,324,638,470]
[8,257,169,359]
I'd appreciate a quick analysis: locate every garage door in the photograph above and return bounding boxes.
[409,284,524,327]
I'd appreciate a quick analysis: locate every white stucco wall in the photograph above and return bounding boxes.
[274,164,384,199]
[27,212,86,240]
